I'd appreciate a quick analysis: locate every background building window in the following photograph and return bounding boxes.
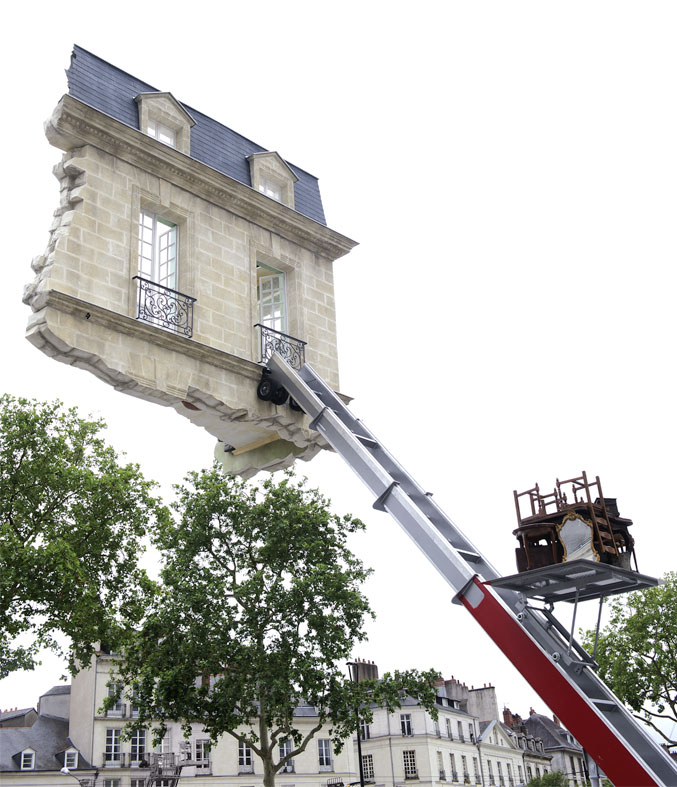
[318,739,333,771]
[362,754,374,780]
[131,728,146,765]
[359,720,371,740]
[65,749,78,769]
[239,741,253,773]
[279,738,294,772]
[401,713,413,736]
[446,718,452,739]
[20,750,35,770]
[195,739,210,769]
[403,750,417,779]
[105,729,121,764]
[450,753,458,781]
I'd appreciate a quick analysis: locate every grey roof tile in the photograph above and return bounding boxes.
[66,46,327,225]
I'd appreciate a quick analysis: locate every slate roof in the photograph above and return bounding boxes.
[41,685,71,697]
[0,715,91,772]
[0,708,35,723]
[66,46,327,226]
[524,713,584,752]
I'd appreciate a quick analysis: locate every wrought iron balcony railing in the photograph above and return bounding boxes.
[255,323,306,370]
[133,276,196,338]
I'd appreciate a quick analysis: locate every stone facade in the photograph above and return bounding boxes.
[0,657,357,787]
[24,50,356,477]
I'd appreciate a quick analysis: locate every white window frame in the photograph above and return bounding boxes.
[362,753,374,780]
[105,729,121,764]
[318,738,333,771]
[106,683,124,718]
[130,728,146,766]
[403,750,417,779]
[239,741,254,773]
[104,780,121,787]
[138,210,178,291]
[147,119,176,148]
[279,738,294,772]
[64,749,78,769]
[258,175,283,202]
[195,739,210,768]
[20,750,35,770]
[257,264,287,334]
[400,713,413,737]
[359,720,370,741]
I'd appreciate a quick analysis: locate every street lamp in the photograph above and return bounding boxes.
[60,766,97,787]
[347,661,366,787]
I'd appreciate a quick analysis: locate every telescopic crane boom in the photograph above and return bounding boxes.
[264,353,677,787]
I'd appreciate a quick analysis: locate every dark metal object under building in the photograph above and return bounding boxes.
[513,472,636,574]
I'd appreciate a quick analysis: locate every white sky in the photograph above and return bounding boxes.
[1,1,676,737]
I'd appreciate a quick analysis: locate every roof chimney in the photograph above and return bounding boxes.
[529,707,536,716]
[553,714,560,726]
[503,707,514,728]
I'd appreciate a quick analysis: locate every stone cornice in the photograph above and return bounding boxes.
[45,95,358,262]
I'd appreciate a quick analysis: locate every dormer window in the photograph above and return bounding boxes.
[248,152,298,209]
[258,176,283,202]
[21,749,35,770]
[135,92,195,155]
[147,119,176,148]
[65,749,79,769]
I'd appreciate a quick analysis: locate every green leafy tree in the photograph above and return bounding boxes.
[0,394,168,677]
[582,571,677,749]
[114,468,439,787]
[526,772,569,787]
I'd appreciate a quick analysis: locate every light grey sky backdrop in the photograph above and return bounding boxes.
[1,2,676,733]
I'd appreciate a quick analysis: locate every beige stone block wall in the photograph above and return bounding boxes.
[24,97,356,475]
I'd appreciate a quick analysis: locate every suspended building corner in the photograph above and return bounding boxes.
[24,45,356,474]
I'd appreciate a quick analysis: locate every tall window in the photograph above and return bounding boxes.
[497,761,504,786]
[239,741,253,773]
[130,729,146,765]
[318,739,333,771]
[446,718,452,739]
[437,750,445,779]
[403,750,417,779]
[105,729,121,764]
[507,763,514,786]
[139,210,178,290]
[518,765,524,784]
[457,721,465,742]
[359,720,371,740]
[257,264,287,333]
[450,753,458,781]
[195,739,210,770]
[279,738,294,772]
[473,757,481,784]
[461,755,468,779]
[469,723,475,742]
[362,753,374,780]
[400,713,413,736]
[107,683,124,717]
[487,760,494,785]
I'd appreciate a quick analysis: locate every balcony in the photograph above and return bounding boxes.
[451,770,459,783]
[134,276,196,337]
[255,323,306,370]
[239,764,254,774]
[439,770,447,780]
[105,703,125,718]
[404,773,419,780]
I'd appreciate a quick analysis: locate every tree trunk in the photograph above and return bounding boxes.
[262,754,277,787]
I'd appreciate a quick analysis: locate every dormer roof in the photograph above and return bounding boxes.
[66,45,327,225]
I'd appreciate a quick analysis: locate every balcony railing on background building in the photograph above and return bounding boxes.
[255,323,306,370]
[134,276,196,337]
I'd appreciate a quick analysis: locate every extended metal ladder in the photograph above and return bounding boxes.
[266,353,677,787]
